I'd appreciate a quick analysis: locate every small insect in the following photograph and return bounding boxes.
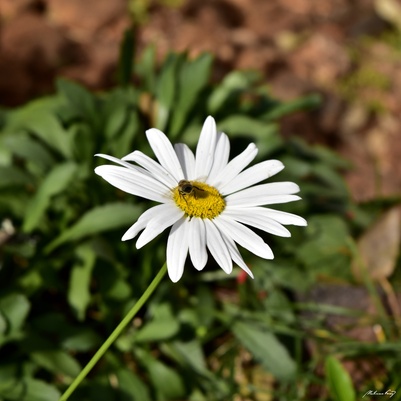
[178,180,204,201]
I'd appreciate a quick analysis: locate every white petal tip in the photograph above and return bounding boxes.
[94,166,103,175]
[145,128,161,137]
[168,271,183,283]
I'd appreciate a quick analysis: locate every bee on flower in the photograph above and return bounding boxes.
[95,116,306,282]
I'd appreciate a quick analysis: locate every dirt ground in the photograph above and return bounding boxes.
[1,0,401,201]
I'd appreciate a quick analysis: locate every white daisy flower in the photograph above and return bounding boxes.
[95,116,306,282]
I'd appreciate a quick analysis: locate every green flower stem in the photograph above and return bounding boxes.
[59,262,167,401]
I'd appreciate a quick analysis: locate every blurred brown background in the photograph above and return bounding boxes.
[1,0,401,201]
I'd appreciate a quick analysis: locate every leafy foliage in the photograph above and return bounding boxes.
[0,36,399,401]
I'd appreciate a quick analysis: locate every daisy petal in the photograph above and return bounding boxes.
[146,128,184,182]
[122,203,173,241]
[214,215,274,259]
[225,182,301,207]
[95,165,170,203]
[95,153,148,174]
[220,160,284,195]
[122,150,177,188]
[211,143,258,190]
[232,206,307,226]
[204,219,232,274]
[224,208,291,237]
[174,143,196,180]
[207,132,230,183]
[167,217,189,282]
[136,205,184,249]
[220,231,254,278]
[188,218,208,270]
[195,116,217,178]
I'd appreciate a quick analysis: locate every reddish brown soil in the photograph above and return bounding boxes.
[1,0,401,201]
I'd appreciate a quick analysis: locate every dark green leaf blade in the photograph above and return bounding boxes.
[23,162,77,232]
[45,202,142,252]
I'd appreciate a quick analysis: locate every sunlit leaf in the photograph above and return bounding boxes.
[135,305,179,342]
[0,294,30,334]
[218,115,277,140]
[325,356,356,401]
[68,244,96,321]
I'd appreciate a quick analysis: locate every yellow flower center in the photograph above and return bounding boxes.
[173,180,225,219]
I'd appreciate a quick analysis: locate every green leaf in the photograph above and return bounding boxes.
[0,377,60,401]
[45,202,142,252]
[325,356,356,401]
[56,78,98,128]
[107,110,140,156]
[135,45,156,92]
[115,369,152,401]
[232,320,296,381]
[117,28,135,87]
[0,166,32,188]
[23,162,77,232]
[0,293,30,334]
[102,90,130,140]
[61,329,101,352]
[169,340,208,372]
[137,350,186,400]
[155,53,181,131]
[170,53,213,137]
[218,115,277,140]
[135,303,179,342]
[135,318,179,343]
[31,350,81,377]
[313,162,349,197]
[0,364,18,392]
[0,311,6,336]
[68,244,96,320]
[207,70,260,114]
[296,215,352,278]
[106,278,132,300]
[262,94,321,121]
[3,132,56,173]
[5,99,73,158]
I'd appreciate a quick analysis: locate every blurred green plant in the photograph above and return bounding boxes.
[0,31,400,401]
